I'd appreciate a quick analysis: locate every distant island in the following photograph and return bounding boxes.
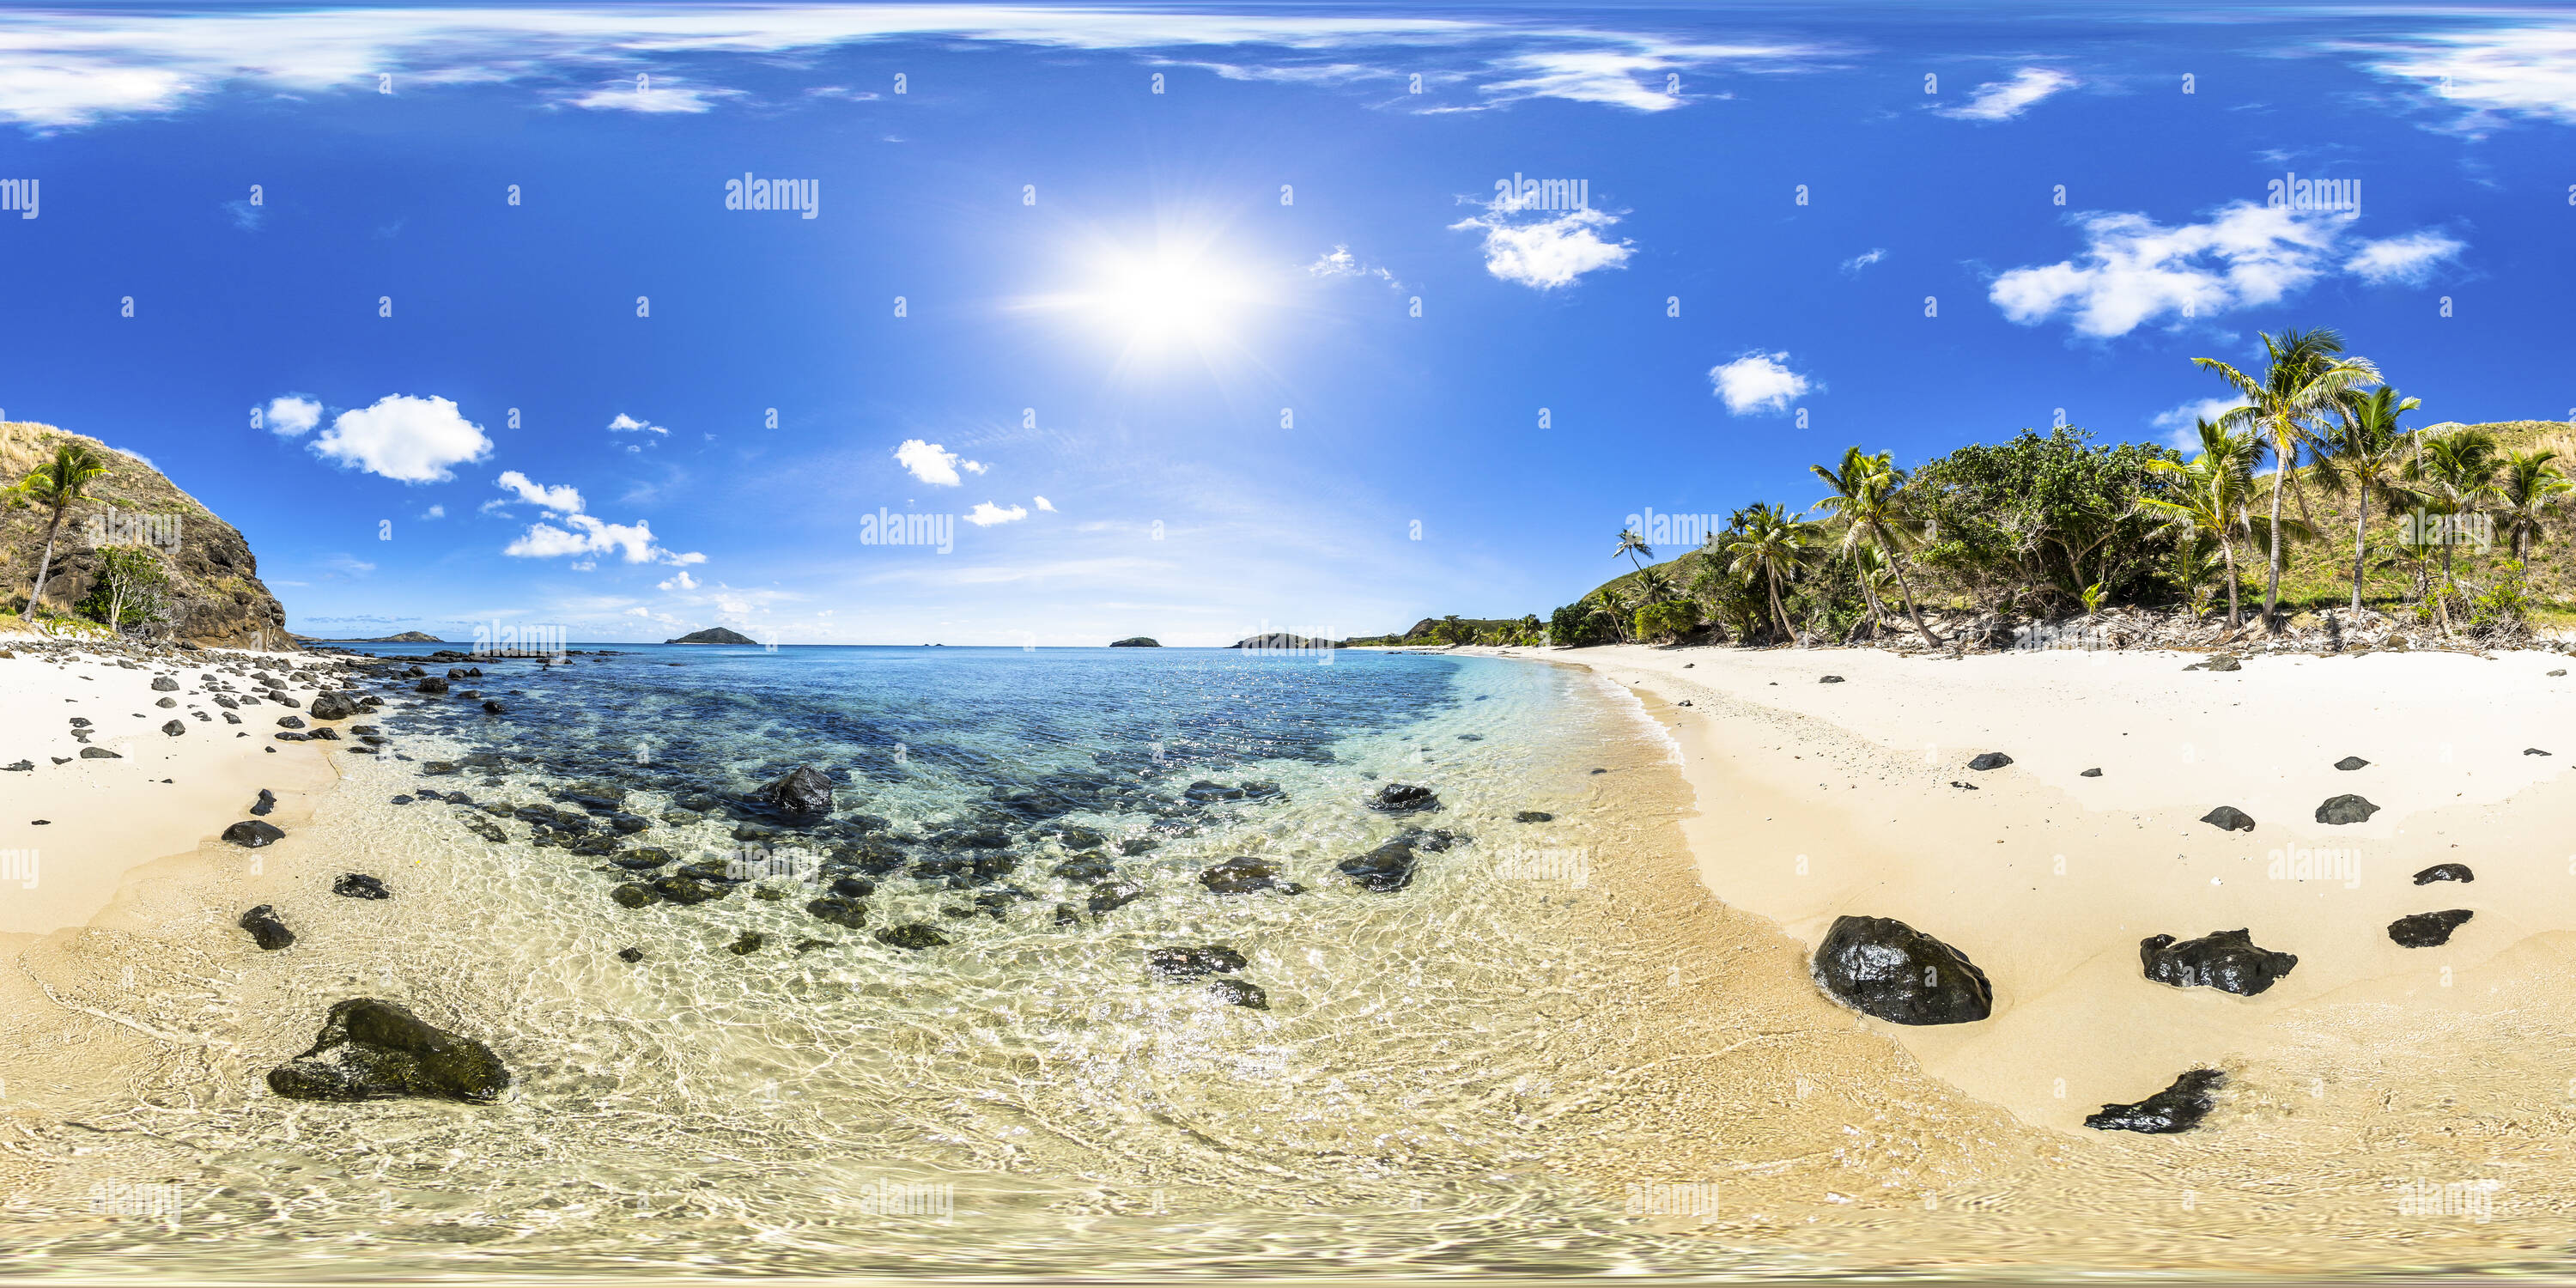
[666,627,757,645]
[1109,636,1160,647]
[292,630,446,644]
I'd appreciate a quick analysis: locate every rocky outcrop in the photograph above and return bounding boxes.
[1812,914,1993,1024]
[265,999,510,1103]
[3,422,290,648]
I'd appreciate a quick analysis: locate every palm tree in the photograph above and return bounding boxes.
[1722,502,1814,645]
[2407,428,2500,628]
[2494,448,2570,562]
[1585,586,1631,642]
[2137,421,2261,629]
[2313,386,2420,612]
[9,440,111,621]
[1634,566,1674,604]
[1613,528,1652,572]
[2193,328,2381,631]
[1810,446,1941,647]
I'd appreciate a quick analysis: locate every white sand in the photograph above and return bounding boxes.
[0,638,339,939]
[1458,641,2576,1133]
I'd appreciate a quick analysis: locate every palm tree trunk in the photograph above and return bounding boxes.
[2221,538,2240,630]
[2263,436,2287,632]
[27,507,66,621]
[2349,490,2369,613]
[1765,568,1791,646]
[1879,524,1943,647]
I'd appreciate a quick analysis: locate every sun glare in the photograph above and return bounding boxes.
[1077,246,1257,351]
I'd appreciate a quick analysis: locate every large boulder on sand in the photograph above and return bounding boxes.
[265,998,510,1103]
[2139,928,2297,996]
[1811,914,1993,1025]
[2315,793,2380,825]
[2389,908,2473,948]
[2200,805,2256,833]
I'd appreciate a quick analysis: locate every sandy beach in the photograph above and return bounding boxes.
[1448,641,2576,1133]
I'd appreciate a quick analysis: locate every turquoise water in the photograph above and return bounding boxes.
[4,646,1755,1279]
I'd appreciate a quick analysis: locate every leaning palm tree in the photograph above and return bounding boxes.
[2137,421,2262,629]
[1586,586,1631,642]
[1722,502,1815,645]
[2494,448,2571,562]
[9,440,112,621]
[1809,446,1941,647]
[1613,528,1652,572]
[2313,386,2420,612]
[2193,328,2381,631]
[2405,428,2501,635]
[1634,565,1674,604]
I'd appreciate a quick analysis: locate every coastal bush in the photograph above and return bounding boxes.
[1632,599,1700,643]
[76,544,173,630]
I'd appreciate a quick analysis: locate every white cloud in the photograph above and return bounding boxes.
[1708,351,1813,416]
[1448,204,1632,290]
[1034,495,1056,512]
[567,79,737,113]
[310,394,492,483]
[964,501,1030,526]
[495,469,584,513]
[2348,25,2576,131]
[607,412,666,434]
[2150,395,2252,449]
[264,394,322,437]
[1306,245,1400,287]
[323,553,376,576]
[0,7,1823,131]
[1936,67,2075,121]
[422,504,445,519]
[2344,230,2464,285]
[894,438,986,486]
[659,569,698,590]
[1839,247,1886,276]
[108,445,154,470]
[1990,202,2467,338]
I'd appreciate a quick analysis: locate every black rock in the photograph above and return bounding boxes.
[238,904,295,951]
[2200,805,2256,832]
[2412,863,2474,884]
[610,883,659,908]
[1056,824,1107,848]
[1052,855,1115,883]
[2079,768,2103,778]
[1147,945,1247,979]
[1967,752,2013,771]
[1364,783,1441,814]
[416,677,449,695]
[805,896,870,929]
[149,677,179,691]
[1,760,29,773]
[2335,756,2370,771]
[1811,914,1993,1025]
[1338,836,1421,891]
[612,853,672,871]
[223,819,286,848]
[617,947,645,963]
[727,931,766,956]
[647,874,729,905]
[1819,675,1844,683]
[1117,838,1158,856]
[2139,928,2297,995]
[331,872,392,900]
[422,761,458,775]
[2389,908,2473,948]
[248,789,277,817]
[1206,978,1269,1009]
[309,692,365,720]
[482,700,506,714]
[872,923,951,951]
[750,765,835,819]
[1088,880,1149,914]
[1515,811,1555,823]
[264,998,510,1103]
[2315,794,2379,825]
[2527,748,2552,756]
[2084,1068,2225,1133]
[79,746,121,759]
[1197,855,1303,896]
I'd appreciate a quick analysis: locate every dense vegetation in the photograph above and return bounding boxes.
[1504,329,2570,649]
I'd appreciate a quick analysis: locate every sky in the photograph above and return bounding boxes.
[1,2,2570,646]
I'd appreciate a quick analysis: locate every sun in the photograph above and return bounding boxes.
[1079,246,1255,349]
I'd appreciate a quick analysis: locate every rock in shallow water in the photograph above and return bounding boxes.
[331,872,392,900]
[805,896,869,929]
[873,923,951,951]
[1198,855,1303,896]
[1515,810,1554,823]
[223,819,285,848]
[2139,928,2296,996]
[1338,837,1420,891]
[1206,978,1269,1009]
[2084,1068,2224,1133]
[1148,945,1246,979]
[1812,914,1992,1025]
[238,904,295,951]
[750,764,835,819]
[265,998,510,1103]
[1364,783,1440,814]
[2389,908,2473,947]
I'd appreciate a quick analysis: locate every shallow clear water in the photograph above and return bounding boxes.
[4,646,1778,1279]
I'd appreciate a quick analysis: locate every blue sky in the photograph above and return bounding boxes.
[1,3,2569,645]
